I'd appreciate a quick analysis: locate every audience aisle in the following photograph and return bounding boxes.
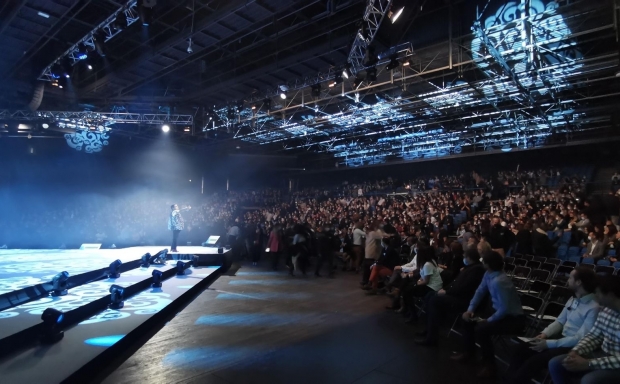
[103,261,482,384]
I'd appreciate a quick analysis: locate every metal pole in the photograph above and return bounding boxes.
[449,3,453,70]
[201,175,204,194]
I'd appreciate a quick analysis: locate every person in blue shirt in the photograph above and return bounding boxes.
[505,267,600,384]
[451,251,525,379]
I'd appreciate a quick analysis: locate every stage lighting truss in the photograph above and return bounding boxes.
[347,0,393,75]
[38,1,140,82]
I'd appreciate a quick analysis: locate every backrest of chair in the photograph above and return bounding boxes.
[513,266,531,279]
[563,261,577,268]
[522,254,534,261]
[505,257,515,265]
[581,258,595,265]
[541,263,557,275]
[515,258,527,266]
[547,258,561,266]
[614,261,620,270]
[530,280,551,297]
[504,263,516,274]
[533,256,547,263]
[527,260,541,270]
[595,266,615,276]
[520,294,543,313]
[530,269,549,282]
[541,301,565,319]
[596,259,611,266]
[580,264,595,270]
[514,253,524,259]
[549,286,574,305]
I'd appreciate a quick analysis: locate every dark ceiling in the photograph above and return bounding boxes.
[1,0,619,168]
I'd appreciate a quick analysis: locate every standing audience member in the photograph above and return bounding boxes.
[452,251,525,379]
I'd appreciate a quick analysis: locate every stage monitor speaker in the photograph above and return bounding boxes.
[202,235,222,247]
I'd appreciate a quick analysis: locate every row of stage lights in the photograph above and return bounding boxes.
[39,249,199,344]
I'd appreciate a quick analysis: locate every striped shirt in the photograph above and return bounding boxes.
[572,307,620,370]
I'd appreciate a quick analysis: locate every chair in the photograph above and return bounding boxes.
[552,265,574,286]
[556,245,568,260]
[533,256,547,264]
[505,256,515,265]
[536,301,565,330]
[561,231,571,244]
[522,255,534,261]
[563,261,577,268]
[519,280,551,298]
[595,265,615,276]
[607,249,616,257]
[526,260,541,270]
[504,263,516,276]
[581,258,595,265]
[520,294,545,334]
[540,262,557,278]
[580,264,595,271]
[515,258,527,267]
[548,286,574,305]
[567,247,580,260]
[529,269,550,283]
[596,259,611,266]
[547,258,561,266]
[512,266,531,288]
[514,253,524,259]
[614,261,620,270]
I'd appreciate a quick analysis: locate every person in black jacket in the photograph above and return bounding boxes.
[365,238,400,294]
[314,226,334,277]
[414,249,486,346]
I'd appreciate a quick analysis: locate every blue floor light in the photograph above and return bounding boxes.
[176,261,185,276]
[152,269,163,288]
[140,252,152,268]
[41,308,64,344]
[107,259,122,278]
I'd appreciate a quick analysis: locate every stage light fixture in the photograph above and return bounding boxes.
[366,67,377,82]
[311,83,321,98]
[187,38,193,54]
[113,12,128,30]
[140,252,152,268]
[107,259,122,279]
[386,55,400,71]
[50,271,70,296]
[109,285,125,309]
[87,64,93,70]
[334,73,343,85]
[42,123,49,129]
[75,44,88,60]
[162,124,170,132]
[192,255,199,268]
[389,0,405,23]
[280,92,287,99]
[40,308,65,344]
[342,64,352,79]
[152,269,163,288]
[139,0,157,26]
[176,260,185,276]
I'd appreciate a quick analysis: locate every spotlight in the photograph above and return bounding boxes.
[107,259,122,279]
[139,0,157,26]
[176,260,185,276]
[41,123,49,129]
[50,271,70,296]
[386,55,400,71]
[109,285,125,309]
[75,43,88,60]
[87,64,93,70]
[311,83,321,98]
[187,38,193,54]
[616,68,620,78]
[152,269,163,288]
[140,252,152,268]
[40,308,65,344]
[389,0,406,23]
[280,92,287,99]
[162,124,170,132]
[342,64,352,79]
[41,308,64,324]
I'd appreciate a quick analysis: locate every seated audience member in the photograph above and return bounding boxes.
[548,275,620,384]
[477,239,492,258]
[414,249,485,346]
[438,241,465,285]
[505,267,600,384]
[401,245,443,323]
[582,232,604,262]
[452,251,525,379]
[385,237,419,310]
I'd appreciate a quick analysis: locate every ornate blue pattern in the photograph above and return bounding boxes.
[64,129,110,153]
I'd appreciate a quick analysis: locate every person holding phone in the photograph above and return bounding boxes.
[504,267,599,384]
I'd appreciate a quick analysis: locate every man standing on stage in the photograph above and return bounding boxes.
[169,204,188,252]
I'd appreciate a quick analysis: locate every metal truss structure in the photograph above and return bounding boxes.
[347,0,393,75]
[38,1,139,82]
[0,110,193,126]
[202,0,618,167]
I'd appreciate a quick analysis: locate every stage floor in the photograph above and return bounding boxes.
[0,247,222,384]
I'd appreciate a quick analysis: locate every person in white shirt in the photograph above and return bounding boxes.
[401,245,443,323]
[361,221,386,286]
[352,221,366,272]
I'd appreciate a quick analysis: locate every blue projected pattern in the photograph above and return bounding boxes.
[64,129,110,153]
[84,335,125,347]
[195,313,309,326]
[205,1,608,167]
